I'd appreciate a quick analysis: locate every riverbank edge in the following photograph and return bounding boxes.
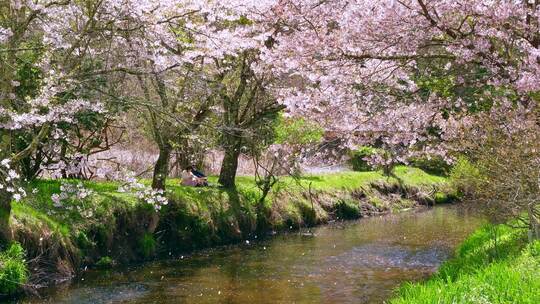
[388,222,540,303]
[3,168,454,298]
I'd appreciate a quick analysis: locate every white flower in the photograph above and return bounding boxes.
[51,193,61,204]
[13,193,22,201]
[0,159,10,168]
[8,169,19,179]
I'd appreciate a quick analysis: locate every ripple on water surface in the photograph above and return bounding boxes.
[33,283,149,304]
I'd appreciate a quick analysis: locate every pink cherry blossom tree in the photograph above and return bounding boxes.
[263,0,540,164]
[261,0,540,235]
[0,0,125,240]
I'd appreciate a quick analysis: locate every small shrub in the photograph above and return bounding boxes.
[0,243,28,296]
[409,155,452,176]
[449,157,484,198]
[139,233,157,258]
[95,256,114,268]
[282,205,302,230]
[433,192,450,204]
[335,199,361,220]
[349,147,376,172]
[297,200,318,226]
[75,231,93,250]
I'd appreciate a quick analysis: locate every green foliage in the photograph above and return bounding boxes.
[95,256,114,268]
[390,225,539,304]
[409,155,452,176]
[413,60,507,115]
[139,233,157,258]
[434,192,451,204]
[336,199,361,220]
[449,157,484,198]
[0,243,28,296]
[237,15,253,26]
[75,231,93,250]
[349,146,375,172]
[274,115,324,145]
[296,200,318,226]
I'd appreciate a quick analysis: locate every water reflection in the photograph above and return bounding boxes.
[20,205,481,304]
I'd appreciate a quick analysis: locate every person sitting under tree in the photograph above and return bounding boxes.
[181,165,208,187]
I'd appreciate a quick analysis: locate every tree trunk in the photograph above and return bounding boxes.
[0,130,13,245]
[0,188,13,245]
[152,144,172,190]
[218,141,242,188]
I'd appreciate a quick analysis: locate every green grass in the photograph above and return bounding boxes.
[390,225,540,304]
[0,243,28,296]
[164,166,447,201]
[12,166,449,238]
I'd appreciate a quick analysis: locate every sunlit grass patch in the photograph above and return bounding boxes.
[390,225,540,304]
[16,167,450,238]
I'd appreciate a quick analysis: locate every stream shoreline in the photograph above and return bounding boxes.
[6,170,455,300]
[17,203,475,304]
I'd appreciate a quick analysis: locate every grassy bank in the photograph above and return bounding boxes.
[389,224,540,304]
[3,166,451,295]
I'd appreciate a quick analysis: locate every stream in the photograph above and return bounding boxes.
[19,205,481,304]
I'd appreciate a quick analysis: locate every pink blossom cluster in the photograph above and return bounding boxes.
[441,99,540,157]
[51,182,94,208]
[258,0,540,165]
[0,27,12,43]
[48,182,96,218]
[4,0,540,186]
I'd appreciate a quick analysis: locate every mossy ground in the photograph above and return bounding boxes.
[390,224,540,304]
[6,166,450,293]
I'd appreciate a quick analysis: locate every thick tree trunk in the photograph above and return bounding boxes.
[151,144,172,190]
[218,141,242,188]
[0,189,13,245]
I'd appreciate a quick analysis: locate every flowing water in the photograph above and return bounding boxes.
[20,205,481,304]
